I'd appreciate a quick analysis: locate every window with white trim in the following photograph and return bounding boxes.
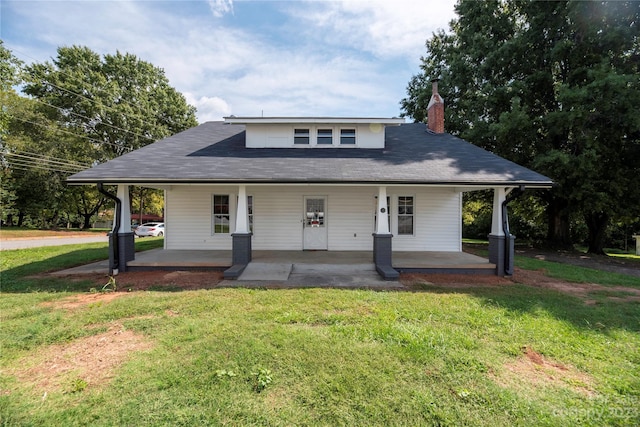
[294,129,310,144]
[397,196,414,235]
[213,194,230,234]
[317,128,333,145]
[340,128,356,144]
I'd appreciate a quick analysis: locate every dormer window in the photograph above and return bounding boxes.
[294,128,310,144]
[223,116,405,149]
[340,129,356,145]
[317,129,333,145]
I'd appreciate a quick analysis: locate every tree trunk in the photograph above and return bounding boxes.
[82,214,93,229]
[585,211,609,255]
[546,198,572,249]
[17,211,25,227]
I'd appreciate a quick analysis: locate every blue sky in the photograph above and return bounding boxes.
[1,0,456,123]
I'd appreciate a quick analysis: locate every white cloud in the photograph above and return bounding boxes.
[208,0,234,18]
[3,0,458,123]
[185,93,232,122]
[291,0,457,62]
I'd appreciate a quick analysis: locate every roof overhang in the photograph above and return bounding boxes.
[67,178,554,189]
[223,116,406,126]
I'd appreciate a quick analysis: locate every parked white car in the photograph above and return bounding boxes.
[135,222,165,237]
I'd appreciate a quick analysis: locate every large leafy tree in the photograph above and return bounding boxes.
[401,0,640,253]
[23,46,198,159]
[14,46,198,228]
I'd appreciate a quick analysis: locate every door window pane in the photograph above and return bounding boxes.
[306,198,325,227]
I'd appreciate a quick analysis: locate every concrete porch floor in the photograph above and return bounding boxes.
[127,249,495,273]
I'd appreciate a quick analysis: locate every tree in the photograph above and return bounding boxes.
[23,46,198,160]
[401,0,640,253]
[16,46,198,227]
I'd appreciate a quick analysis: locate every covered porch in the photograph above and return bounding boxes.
[126,249,496,275]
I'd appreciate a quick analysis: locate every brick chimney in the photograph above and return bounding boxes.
[427,79,444,134]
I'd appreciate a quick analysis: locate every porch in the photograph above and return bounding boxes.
[127,249,496,275]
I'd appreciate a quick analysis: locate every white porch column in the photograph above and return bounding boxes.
[376,186,391,235]
[235,184,249,234]
[490,187,506,236]
[116,185,132,233]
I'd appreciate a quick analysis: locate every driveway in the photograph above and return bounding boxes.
[0,235,108,250]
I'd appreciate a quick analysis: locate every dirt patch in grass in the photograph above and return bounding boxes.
[43,292,128,310]
[12,323,153,395]
[56,270,225,292]
[513,268,640,302]
[491,346,595,397]
[112,270,224,291]
[402,268,640,303]
[401,273,512,288]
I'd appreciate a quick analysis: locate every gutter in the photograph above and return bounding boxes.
[97,183,121,275]
[501,185,525,276]
[68,179,554,188]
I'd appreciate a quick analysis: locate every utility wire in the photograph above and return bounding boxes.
[12,149,92,168]
[5,152,89,170]
[5,158,82,174]
[9,45,159,127]
[5,155,84,171]
[29,97,156,143]
[9,116,133,151]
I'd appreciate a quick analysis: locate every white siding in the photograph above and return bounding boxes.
[389,187,461,252]
[166,185,462,252]
[251,187,303,250]
[245,124,385,148]
[165,185,236,250]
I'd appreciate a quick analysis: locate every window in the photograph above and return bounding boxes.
[294,128,309,144]
[397,196,414,235]
[213,195,230,234]
[305,198,325,227]
[317,129,333,145]
[340,128,356,144]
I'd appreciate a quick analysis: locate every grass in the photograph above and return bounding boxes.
[0,243,639,425]
[515,257,640,288]
[0,238,164,292]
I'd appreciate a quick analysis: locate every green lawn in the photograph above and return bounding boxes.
[1,243,639,426]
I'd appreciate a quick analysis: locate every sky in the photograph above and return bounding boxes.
[1,0,457,123]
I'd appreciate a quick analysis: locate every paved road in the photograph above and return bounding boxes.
[0,235,109,250]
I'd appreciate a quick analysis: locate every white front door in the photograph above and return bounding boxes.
[303,196,328,250]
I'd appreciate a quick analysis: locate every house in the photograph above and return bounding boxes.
[68,82,553,279]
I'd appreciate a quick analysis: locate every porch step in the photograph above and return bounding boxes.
[292,263,376,274]
[237,262,293,281]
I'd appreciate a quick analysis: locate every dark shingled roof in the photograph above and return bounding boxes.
[67,122,553,187]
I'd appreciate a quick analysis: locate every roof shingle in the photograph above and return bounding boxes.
[67,121,553,187]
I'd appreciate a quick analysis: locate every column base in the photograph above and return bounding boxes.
[225,233,252,279]
[108,232,135,274]
[488,234,515,277]
[372,233,399,280]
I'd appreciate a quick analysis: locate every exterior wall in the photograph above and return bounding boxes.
[165,185,462,252]
[165,185,237,250]
[245,124,385,148]
[387,187,461,252]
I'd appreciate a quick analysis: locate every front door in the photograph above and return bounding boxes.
[303,196,328,250]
